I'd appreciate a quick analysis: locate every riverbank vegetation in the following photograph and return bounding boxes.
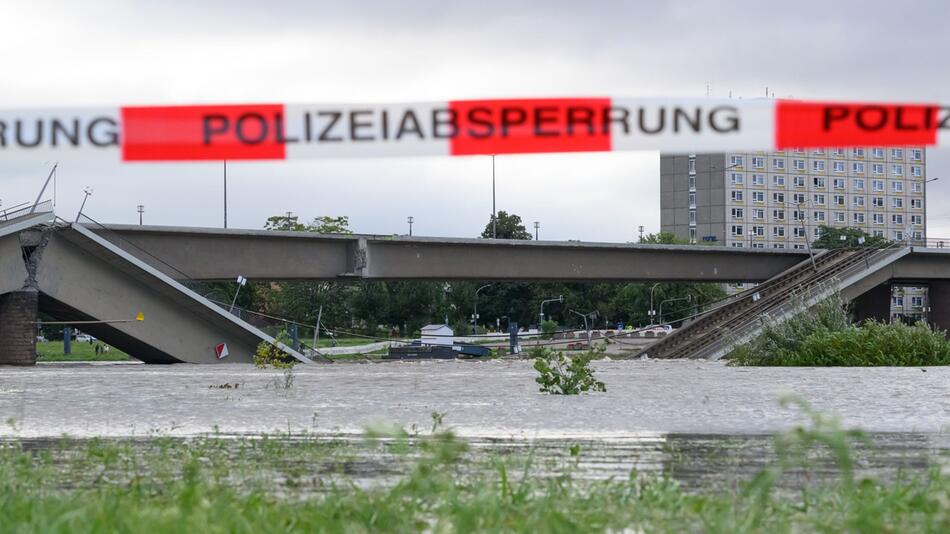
[728,295,950,366]
[1,403,947,532]
[35,341,130,362]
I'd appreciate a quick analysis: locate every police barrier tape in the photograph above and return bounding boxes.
[0,98,947,162]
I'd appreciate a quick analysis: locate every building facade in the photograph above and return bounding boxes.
[660,147,929,319]
[661,147,927,249]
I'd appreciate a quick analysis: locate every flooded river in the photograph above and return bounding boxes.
[1,360,948,489]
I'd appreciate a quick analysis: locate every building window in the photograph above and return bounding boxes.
[834,195,845,206]
[773,226,785,237]
[689,210,696,225]
[912,296,924,307]
[813,194,825,205]
[853,148,865,157]
[730,155,744,167]
[753,209,765,219]
[892,197,903,209]
[731,242,744,248]
[834,148,846,156]
[773,243,786,249]
[892,214,904,225]
[731,225,744,236]
[873,196,884,208]
[793,193,806,204]
[793,226,806,238]
[853,178,865,190]
[893,230,904,240]
[892,181,904,193]
[853,196,865,207]
[912,215,923,225]
[873,230,884,237]
[911,198,923,209]
[911,149,923,161]
[793,159,805,171]
[688,175,696,190]
[892,164,904,176]
[772,158,785,170]
[773,192,785,203]
[833,161,845,172]
[773,175,786,186]
[834,212,846,223]
[873,213,884,224]
[773,209,785,221]
[752,156,765,168]
[872,180,885,192]
[752,191,765,202]
[731,190,744,201]
[853,212,865,223]
[753,242,765,249]
[893,295,904,306]
[911,165,922,177]
[872,163,884,175]
[813,176,826,188]
[689,228,696,243]
[731,172,744,185]
[872,148,884,158]
[891,148,904,159]
[853,162,865,173]
[833,178,845,189]
[752,173,765,186]
[752,225,765,236]
[688,158,696,174]
[912,182,923,193]
[793,175,806,187]
[812,160,825,172]
[792,209,806,221]
[914,231,923,241]
[732,208,744,219]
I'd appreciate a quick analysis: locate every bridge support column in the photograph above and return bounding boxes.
[0,288,38,366]
[851,282,891,325]
[927,281,950,335]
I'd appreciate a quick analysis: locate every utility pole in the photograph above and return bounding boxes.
[407,216,414,236]
[223,160,228,229]
[534,221,540,240]
[638,225,645,242]
[492,155,497,238]
[137,204,144,225]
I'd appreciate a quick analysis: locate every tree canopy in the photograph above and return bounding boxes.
[812,226,889,249]
[481,211,532,240]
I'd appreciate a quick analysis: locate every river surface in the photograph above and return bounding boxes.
[2,360,948,489]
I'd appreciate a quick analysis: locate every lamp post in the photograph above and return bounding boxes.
[638,225,645,242]
[491,154,497,239]
[570,309,597,348]
[407,216,414,236]
[473,284,492,334]
[539,295,563,332]
[75,187,93,222]
[229,275,247,314]
[534,221,540,240]
[223,160,228,228]
[648,283,661,325]
[137,204,144,225]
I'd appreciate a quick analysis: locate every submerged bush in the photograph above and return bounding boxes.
[532,346,606,394]
[254,331,298,388]
[729,295,950,366]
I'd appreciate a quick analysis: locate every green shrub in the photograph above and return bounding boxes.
[540,320,558,339]
[531,346,606,394]
[729,295,950,366]
[254,331,298,388]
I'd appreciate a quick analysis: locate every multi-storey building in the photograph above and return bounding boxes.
[661,147,927,248]
[661,147,929,320]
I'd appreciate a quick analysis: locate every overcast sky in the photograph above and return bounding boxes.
[3,0,950,240]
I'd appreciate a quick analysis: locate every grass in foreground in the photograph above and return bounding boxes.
[35,341,131,362]
[1,400,948,533]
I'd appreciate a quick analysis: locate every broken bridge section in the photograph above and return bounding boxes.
[0,214,309,365]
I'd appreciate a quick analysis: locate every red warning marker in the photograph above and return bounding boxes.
[215,343,230,360]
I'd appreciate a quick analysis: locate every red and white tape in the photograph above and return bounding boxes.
[0,98,947,161]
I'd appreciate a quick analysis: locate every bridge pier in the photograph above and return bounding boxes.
[0,288,38,366]
[926,281,950,335]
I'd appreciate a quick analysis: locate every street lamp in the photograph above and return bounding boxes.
[407,216,414,236]
[539,295,563,331]
[75,187,93,222]
[534,221,540,240]
[648,283,661,325]
[570,309,597,348]
[229,275,247,313]
[491,155,497,239]
[137,204,144,225]
[472,283,492,333]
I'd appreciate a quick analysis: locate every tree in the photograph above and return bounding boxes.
[481,211,532,240]
[812,226,889,249]
[639,232,686,245]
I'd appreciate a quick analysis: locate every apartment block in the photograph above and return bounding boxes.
[661,147,927,249]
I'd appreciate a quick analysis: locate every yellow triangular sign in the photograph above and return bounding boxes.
[136,312,145,321]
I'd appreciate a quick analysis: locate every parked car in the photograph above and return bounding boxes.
[76,333,94,342]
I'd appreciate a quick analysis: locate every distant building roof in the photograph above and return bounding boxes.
[421,324,451,332]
